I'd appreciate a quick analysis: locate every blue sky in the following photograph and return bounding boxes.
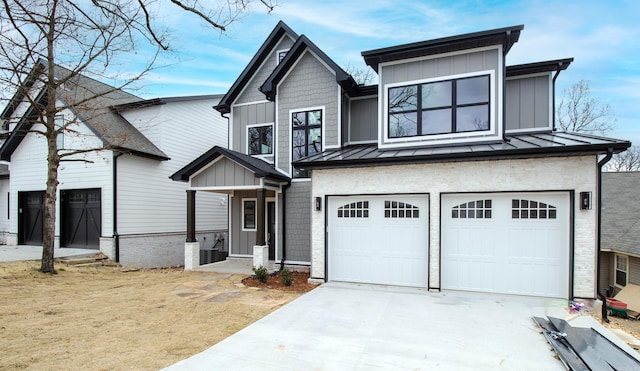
[135,0,639,145]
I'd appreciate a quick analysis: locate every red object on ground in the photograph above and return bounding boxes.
[607,297,628,309]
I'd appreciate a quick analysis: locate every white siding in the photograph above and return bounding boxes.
[9,118,113,239]
[117,97,228,234]
[0,177,10,243]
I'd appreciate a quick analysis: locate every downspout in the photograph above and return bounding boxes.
[551,62,565,132]
[597,148,614,323]
[113,151,123,262]
[502,31,511,143]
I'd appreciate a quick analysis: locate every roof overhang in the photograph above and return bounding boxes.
[362,25,524,72]
[507,58,573,77]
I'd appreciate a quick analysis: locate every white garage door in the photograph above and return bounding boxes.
[441,193,570,298]
[328,195,429,287]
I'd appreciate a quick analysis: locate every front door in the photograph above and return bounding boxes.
[60,189,101,249]
[267,201,275,260]
[18,191,45,245]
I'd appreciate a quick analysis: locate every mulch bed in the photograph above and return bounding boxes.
[242,271,318,293]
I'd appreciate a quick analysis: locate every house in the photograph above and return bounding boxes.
[172,21,630,299]
[0,60,228,268]
[600,172,640,294]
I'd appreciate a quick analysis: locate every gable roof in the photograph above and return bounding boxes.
[601,172,640,256]
[362,25,524,72]
[293,132,630,170]
[114,94,224,112]
[0,61,169,161]
[259,35,358,100]
[214,21,298,115]
[170,146,290,183]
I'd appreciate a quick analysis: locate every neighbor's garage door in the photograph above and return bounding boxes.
[328,195,429,287]
[441,192,570,298]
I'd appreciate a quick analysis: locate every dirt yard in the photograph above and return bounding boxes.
[0,260,314,370]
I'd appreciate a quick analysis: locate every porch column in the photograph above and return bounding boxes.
[186,190,196,243]
[256,188,266,245]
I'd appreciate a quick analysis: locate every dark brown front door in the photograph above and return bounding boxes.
[60,189,101,249]
[18,191,44,245]
[267,201,275,260]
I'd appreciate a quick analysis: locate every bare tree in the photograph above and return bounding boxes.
[606,146,640,172]
[0,0,274,274]
[344,62,377,86]
[556,79,616,134]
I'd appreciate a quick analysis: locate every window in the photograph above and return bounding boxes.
[242,199,256,230]
[337,201,369,218]
[385,200,420,218]
[277,49,289,64]
[55,115,65,149]
[452,200,492,219]
[248,124,273,156]
[292,109,322,178]
[511,199,556,219]
[388,75,489,138]
[616,255,628,287]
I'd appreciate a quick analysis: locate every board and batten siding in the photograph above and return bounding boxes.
[230,190,256,256]
[505,74,551,132]
[349,96,378,143]
[117,97,228,235]
[276,51,340,174]
[630,256,640,285]
[9,119,113,239]
[231,102,275,156]
[284,181,311,263]
[0,178,10,243]
[191,157,260,188]
[235,36,296,105]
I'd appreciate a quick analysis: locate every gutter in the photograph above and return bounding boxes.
[279,183,291,271]
[597,148,614,323]
[113,151,123,262]
[551,61,566,131]
[501,31,510,143]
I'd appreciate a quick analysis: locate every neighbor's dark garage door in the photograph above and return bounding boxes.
[18,191,45,245]
[60,189,101,249]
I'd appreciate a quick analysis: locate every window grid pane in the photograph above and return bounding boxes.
[451,199,492,219]
[511,199,557,220]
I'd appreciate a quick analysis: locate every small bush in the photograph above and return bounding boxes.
[281,268,293,287]
[252,266,268,283]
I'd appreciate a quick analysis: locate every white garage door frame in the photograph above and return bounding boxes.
[439,190,575,298]
[326,194,430,288]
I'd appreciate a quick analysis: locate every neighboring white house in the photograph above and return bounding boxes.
[0,61,228,268]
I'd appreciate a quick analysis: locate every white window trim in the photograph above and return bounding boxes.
[242,198,257,232]
[246,122,274,159]
[276,48,290,65]
[380,70,497,149]
[288,106,325,178]
[615,254,629,287]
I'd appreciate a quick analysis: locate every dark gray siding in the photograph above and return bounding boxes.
[505,74,551,132]
[230,190,257,256]
[284,181,311,262]
[231,102,275,156]
[630,256,640,285]
[191,157,260,188]
[277,51,340,173]
[349,96,377,143]
[236,36,295,105]
[600,252,613,293]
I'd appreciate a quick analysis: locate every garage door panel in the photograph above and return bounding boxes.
[328,195,429,287]
[442,193,570,298]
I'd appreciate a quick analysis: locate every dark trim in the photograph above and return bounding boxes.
[506,58,573,77]
[362,25,524,72]
[113,152,123,262]
[569,190,575,300]
[323,194,328,283]
[0,88,48,162]
[597,148,614,322]
[260,35,357,100]
[170,146,291,183]
[215,21,299,114]
[0,59,46,120]
[186,190,196,243]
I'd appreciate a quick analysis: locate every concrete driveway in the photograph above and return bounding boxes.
[165,282,585,370]
[0,245,97,262]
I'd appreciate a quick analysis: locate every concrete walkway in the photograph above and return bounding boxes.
[164,283,619,370]
[0,245,98,262]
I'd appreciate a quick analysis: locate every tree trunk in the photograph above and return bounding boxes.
[40,125,60,274]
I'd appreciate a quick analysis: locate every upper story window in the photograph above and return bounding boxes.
[277,49,289,64]
[616,255,628,287]
[388,75,490,138]
[247,124,273,156]
[292,109,322,178]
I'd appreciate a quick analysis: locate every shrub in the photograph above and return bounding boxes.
[281,268,293,287]
[252,266,268,283]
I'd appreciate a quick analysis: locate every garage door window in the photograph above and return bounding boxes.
[385,200,420,218]
[337,201,369,218]
[451,199,492,219]
[512,199,556,219]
